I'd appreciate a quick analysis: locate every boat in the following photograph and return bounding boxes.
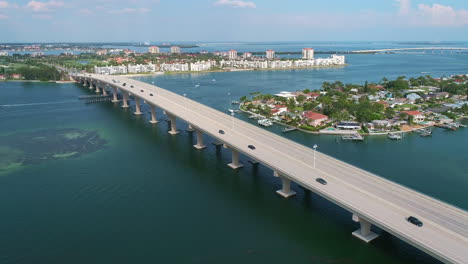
[212,79,216,82]
[388,133,402,140]
[194,84,200,87]
[231,100,240,105]
[283,126,297,133]
[228,108,234,114]
[258,119,273,127]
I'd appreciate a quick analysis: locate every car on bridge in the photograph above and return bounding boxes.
[218,129,225,135]
[248,145,256,150]
[407,216,423,227]
[316,178,327,185]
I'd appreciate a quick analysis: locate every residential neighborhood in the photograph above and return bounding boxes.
[239,74,468,135]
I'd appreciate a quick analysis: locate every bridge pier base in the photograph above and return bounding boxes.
[193,129,206,149]
[112,87,119,102]
[95,84,100,93]
[352,214,379,243]
[83,81,87,87]
[276,175,296,198]
[88,82,93,90]
[227,148,243,169]
[149,105,158,124]
[122,93,129,108]
[186,124,195,132]
[134,97,142,115]
[168,115,179,135]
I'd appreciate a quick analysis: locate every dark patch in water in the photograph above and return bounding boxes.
[0,128,106,171]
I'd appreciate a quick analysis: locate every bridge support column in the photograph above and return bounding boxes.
[83,80,87,87]
[193,129,206,149]
[168,115,179,135]
[102,85,107,96]
[186,124,195,132]
[95,83,100,93]
[352,214,379,242]
[227,147,243,169]
[122,92,129,108]
[149,105,158,124]
[134,97,142,115]
[112,87,119,102]
[276,175,296,198]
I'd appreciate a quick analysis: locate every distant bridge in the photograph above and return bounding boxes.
[72,73,468,264]
[352,47,468,53]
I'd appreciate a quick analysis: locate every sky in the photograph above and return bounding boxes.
[0,0,467,42]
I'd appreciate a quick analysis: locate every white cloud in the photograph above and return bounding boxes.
[77,8,93,16]
[415,3,468,27]
[107,7,150,14]
[0,14,7,19]
[396,0,410,15]
[27,1,64,12]
[214,0,256,8]
[0,1,8,8]
[113,7,148,14]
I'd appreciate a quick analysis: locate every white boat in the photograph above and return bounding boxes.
[194,84,200,87]
[212,79,216,82]
[258,119,273,127]
[388,133,402,140]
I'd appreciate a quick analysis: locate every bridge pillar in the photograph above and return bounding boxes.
[193,129,206,149]
[149,105,158,124]
[352,214,379,243]
[102,85,108,96]
[168,115,179,135]
[186,124,195,132]
[112,87,119,102]
[83,80,87,87]
[95,83,100,93]
[227,147,243,169]
[276,175,296,198]
[134,97,142,115]
[122,92,129,108]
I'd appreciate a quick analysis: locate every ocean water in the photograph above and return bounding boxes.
[0,46,467,264]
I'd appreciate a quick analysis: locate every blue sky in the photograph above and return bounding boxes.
[0,0,467,42]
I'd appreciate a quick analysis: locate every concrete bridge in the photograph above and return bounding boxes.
[72,73,468,264]
[352,47,468,53]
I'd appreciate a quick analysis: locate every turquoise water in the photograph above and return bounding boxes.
[0,51,467,263]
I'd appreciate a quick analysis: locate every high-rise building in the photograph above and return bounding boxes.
[149,46,160,54]
[228,50,238,60]
[266,50,275,59]
[302,48,314,60]
[171,46,181,54]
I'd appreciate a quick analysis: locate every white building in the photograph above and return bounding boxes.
[302,48,314,60]
[160,63,189,72]
[127,64,156,73]
[331,54,345,64]
[266,50,275,60]
[190,61,215,71]
[94,65,128,75]
[0,51,9,56]
[228,50,238,60]
[243,52,252,59]
[170,46,181,54]
[148,46,160,54]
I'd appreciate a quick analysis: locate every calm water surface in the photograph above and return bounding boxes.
[0,51,467,264]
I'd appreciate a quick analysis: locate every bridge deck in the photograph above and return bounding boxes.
[75,74,468,264]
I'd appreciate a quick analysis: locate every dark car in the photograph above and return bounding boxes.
[130,85,134,88]
[218,129,225,135]
[248,145,255,150]
[123,83,127,86]
[149,93,154,96]
[407,216,423,227]
[140,90,144,92]
[316,178,327,185]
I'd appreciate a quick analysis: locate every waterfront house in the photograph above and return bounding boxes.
[12,74,22,80]
[434,92,449,99]
[302,111,328,127]
[273,105,288,114]
[0,74,6,80]
[336,122,361,130]
[402,111,425,122]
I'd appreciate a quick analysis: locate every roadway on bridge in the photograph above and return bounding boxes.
[75,73,468,264]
